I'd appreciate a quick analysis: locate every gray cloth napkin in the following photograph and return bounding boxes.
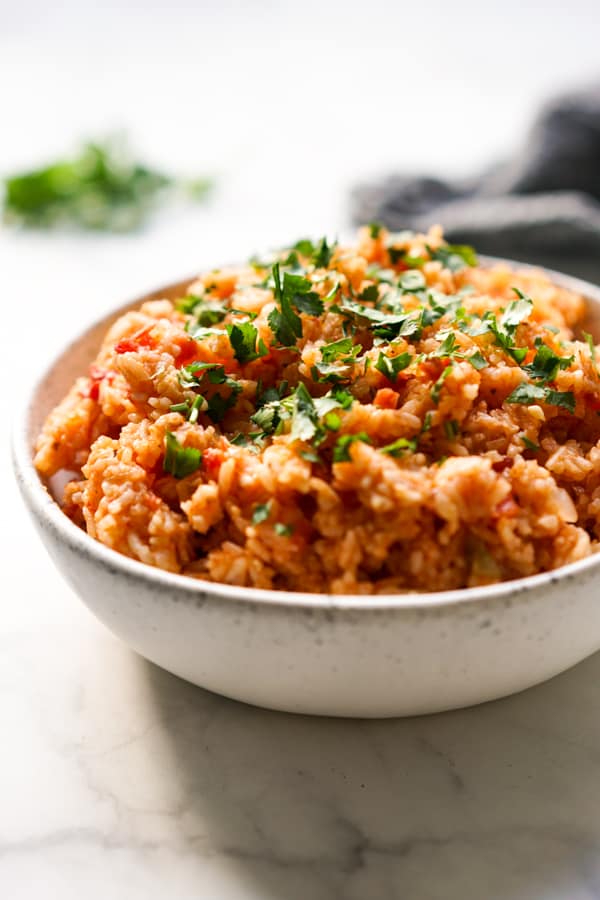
[352,83,600,283]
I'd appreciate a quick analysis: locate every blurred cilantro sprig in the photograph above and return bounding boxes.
[2,138,213,232]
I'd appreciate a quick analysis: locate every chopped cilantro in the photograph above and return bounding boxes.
[330,387,355,409]
[430,364,453,404]
[320,337,356,363]
[506,382,546,405]
[324,412,341,431]
[544,389,576,413]
[519,434,540,452]
[398,270,426,292]
[268,263,324,345]
[428,243,478,272]
[379,437,417,456]
[300,449,322,464]
[522,339,573,383]
[333,432,372,462]
[431,331,458,358]
[478,289,532,363]
[368,222,382,238]
[443,419,459,440]
[252,503,270,524]
[506,383,575,413]
[313,236,334,268]
[226,321,268,364]
[290,383,319,442]
[169,395,205,423]
[467,350,488,370]
[182,295,228,330]
[293,238,316,258]
[375,351,411,381]
[359,284,379,304]
[274,522,294,536]
[163,432,202,479]
[268,262,304,346]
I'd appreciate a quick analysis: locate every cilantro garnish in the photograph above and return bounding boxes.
[388,247,424,267]
[181,295,228,331]
[430,364,453,404]
[169,395,205,423]
[313,237,334,268]
[274,522,294,537]
[477,288,532,363]
[427,243,478,272]
[544,390,576,413]
[431,332,458,358]
[226,322,268,364]
[290,383,319,442]
[375,351,411,381]
[506,383,546,405]
[359,284,379,304]
[268,262,303,345]
[506,382,575,413]
[368,222,382,238]
[320,337,355,362]
[398,270,426,293]
[379,437,417,456]
[443,419,459,440]
[522,339,573,383]
[333,432,372,462]
[519,434,540,452]
[178,362,242,423]
[313,338,362,383]
[252,503,270,524]
[466,350,488,370]
[163,432,202,479]
[268,263,324,346]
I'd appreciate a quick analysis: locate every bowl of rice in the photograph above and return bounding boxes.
[13,225,600,716]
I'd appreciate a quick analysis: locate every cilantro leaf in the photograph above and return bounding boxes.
[182,295,228,331]
[398,270,426,292]
[466,350,488,370]
[375,351,411,381]
[274,522,294,536]
[290,382,319,442]
[252,503,270,524]
[320,337,355,363]
[430,364,453,404]
[333,432,372,462]
[368,222,382,238]
[431,331,458,358]
[313,236,334,268]
[268,262,303,345]
[428,243,478,272]
[522,340,573,383]
[519,434,540,452]
[163,432,202,479]
[544,389,576,413]
[359,283,380,304]
[506,382,546,405]
[226,322,268,364]
[379,437,417,456]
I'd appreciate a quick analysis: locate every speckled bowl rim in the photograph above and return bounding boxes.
[12,256,600,611]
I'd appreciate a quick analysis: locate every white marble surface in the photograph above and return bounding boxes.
[3,2,600,897]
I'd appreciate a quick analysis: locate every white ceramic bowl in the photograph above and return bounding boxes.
[12,262,600,718]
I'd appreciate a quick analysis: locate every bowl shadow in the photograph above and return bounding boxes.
[141,651,600,900]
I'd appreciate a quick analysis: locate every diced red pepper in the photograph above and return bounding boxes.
[114,327,155,354]
[373,387,400,409]
[203,447,224,478]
